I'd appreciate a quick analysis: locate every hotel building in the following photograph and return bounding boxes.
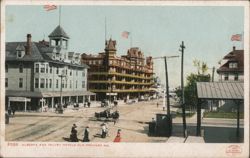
[81,39,154,101]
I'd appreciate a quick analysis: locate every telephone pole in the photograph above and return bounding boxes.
[180,41,187,138]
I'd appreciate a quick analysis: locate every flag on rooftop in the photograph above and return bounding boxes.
[121,31,130,39]
[231,34,242,41]
[44,5,57,11]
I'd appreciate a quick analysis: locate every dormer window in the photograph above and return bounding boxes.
[17,51,22,57]
[16,44,25,58]
[229,62,238,68]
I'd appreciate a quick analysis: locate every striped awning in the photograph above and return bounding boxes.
[196,82,244,100]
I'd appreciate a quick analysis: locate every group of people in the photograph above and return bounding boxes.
[69,123,122,142]
[70,124,90,142]
[7,106,16,116]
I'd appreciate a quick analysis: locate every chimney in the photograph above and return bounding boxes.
[26,34,32,55]
[233,46,236,51]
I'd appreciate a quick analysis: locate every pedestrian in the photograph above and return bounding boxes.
[70,124,78,142]
[7,106,12,116]
[83,126,90,142]
[12,106,16,116]
[113,129,121,142]
[88,102,91,108]
[157,102,159,108]
[101,123,107,138]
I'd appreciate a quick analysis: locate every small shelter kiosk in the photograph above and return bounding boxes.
[196,82,244,138]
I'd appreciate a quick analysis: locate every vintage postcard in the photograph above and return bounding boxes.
[0,0,249,157]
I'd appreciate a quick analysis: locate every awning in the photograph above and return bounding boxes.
[196,82,244,100]
[6,90,96,98]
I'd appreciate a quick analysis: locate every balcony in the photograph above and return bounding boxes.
[89,88,151,93]
[89,71,153,80]
[88,80,154,85]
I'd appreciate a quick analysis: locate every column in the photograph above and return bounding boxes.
[24,99,27,112]
[52,97,54,111]
[88,96,90,102]
[236,101,240,138]
[8,98,10,108]
[41,98,44,113]
[196,99,201,136]
[76,96,78,103]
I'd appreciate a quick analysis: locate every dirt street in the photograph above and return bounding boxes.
[6,99,169,142]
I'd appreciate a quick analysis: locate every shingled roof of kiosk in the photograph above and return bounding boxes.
[196,82,244,100]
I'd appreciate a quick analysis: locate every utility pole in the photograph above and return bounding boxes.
[180,41,187,138]
[164,56,170,116]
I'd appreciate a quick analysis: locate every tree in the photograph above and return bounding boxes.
[193,59,208,75]
[175,60,210,111]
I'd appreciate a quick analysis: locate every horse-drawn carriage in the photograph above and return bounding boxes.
[94,109,119,120]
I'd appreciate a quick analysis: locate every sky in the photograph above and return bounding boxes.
[5,5,245,88]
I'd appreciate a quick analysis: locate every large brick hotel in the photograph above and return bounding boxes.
[81,39,154,101]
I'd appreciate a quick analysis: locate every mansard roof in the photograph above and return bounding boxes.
[6,42,88,68]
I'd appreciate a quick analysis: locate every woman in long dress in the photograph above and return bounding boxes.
[113,129,121,142]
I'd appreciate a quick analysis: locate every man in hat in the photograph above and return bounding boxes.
[83,126,90,142]
[70,124,78,142]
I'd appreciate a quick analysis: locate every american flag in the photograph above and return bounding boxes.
[44,5,57,11]
[231,34,242,41]
[121,31,130,39]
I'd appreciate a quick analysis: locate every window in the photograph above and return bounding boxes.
[49,79,52,88]
[19,78,23,88]
[76,80,77,89]
[229,62,238,68]
[19,64,23,73]
[76,70,78,76]
[46,79,48,88]
[65,80,67,88]
[82,81,85,88]
[50,66,52,73]
[234,74,239,81]
[41,64,45,73]
[224,74,229,81]
[35,78,39,88]
[65,69,67,75]
[70,69,72,76]
[40,78,45,88]
[17,51,22,58]
[82,71,85,77]
[70,80,72,88]
[62,79,64,88]
[5,64,8,73]
[56,67,59,74]
[46,64,48,73]
[35,64,39,73]
[56,79,59,88]
[5,78,8,87]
